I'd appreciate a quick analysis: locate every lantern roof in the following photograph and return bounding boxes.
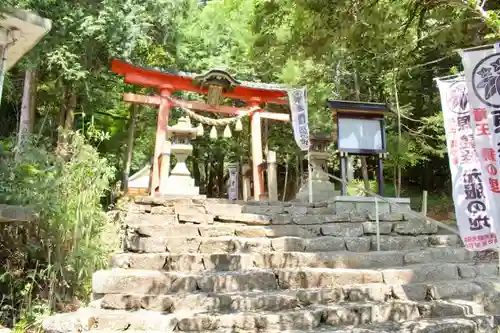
[327,100,391,116]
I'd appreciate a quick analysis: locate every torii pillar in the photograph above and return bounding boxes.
[250,99,264,201]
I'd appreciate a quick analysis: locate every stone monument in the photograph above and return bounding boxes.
[163,116,200,196]
[295,133,338,202]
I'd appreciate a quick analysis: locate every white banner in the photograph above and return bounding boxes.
[288,88,310,151]
[227,163,239,201]
[452,45,500,251]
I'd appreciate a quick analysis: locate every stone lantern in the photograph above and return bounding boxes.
[295,132,338,202]
[163,116,199,196]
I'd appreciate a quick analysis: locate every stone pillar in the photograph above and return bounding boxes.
[159,141,171,193]
[267,150,278,201]
[242,163,252,201]
[164,117,199,196]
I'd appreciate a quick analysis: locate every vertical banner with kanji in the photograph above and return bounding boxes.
[288,88,310,151]
[459,45,500,250]
[227,163,239,201]
[436,77,499,251]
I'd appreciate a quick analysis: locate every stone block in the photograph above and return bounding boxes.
[178,213,214,224]
[356,201,390,215]
[218,213,271,225]
[344,283,392,302]
[205,203,243,216]
[165,237,201,253]
[202,254,255,271]
[125,235,167,253]
[457,264,498,279]
[198,237,240,254]
[285,206,308,216]
[331,201,356,213]
[294,214,349,225]
[321,223,364,237]
[92,269,197,294]
[150,206,174,215]
[240,237,272,253]
[315,251,403,269]
[305,237,346,252]
[174,204,206,216]
[125,213,177,226]
[392,283,429,301]
[362,222,393,235]
[196,270,277,293]
[404,248,473,265]
[383,263,459,284]
[345,237,371,252]
[394,221,438,235]
[271,237,306,252]
[368,212,404,222]
[277,268,383,289]
[428,235,460,247]
[198,225,235,237]
[296,288,344,304]
[428,280,485,300]
[372,236,429,251]
[242,205,284,215]
[307,207,336,215]
[271,214,293,224]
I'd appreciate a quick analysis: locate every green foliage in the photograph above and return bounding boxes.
[0,133,114,328]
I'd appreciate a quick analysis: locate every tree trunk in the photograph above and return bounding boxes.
[122,104,138,192]
[57,86,76,157]
[353,70,370,195]
[16,69,37,155]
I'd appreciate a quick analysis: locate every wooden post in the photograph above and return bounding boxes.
[340,152,347,196]
[267,150,278,201]
[150,88,171,195]
[242,163,251,201]
[377,154,384,196]
[250,102,263,201]
[421,190,428,216]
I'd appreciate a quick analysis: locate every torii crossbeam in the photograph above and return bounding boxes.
[111,59,291,200]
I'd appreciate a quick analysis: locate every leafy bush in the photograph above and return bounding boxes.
[0,132,115,331]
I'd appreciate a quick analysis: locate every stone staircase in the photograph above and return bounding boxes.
[43,197,500,332]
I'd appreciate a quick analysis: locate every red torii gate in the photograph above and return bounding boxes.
[111,59,291,200]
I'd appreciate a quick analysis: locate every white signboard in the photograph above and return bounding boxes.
[288,88,310,151]
[337,118,383,152]
[436,78,498,251]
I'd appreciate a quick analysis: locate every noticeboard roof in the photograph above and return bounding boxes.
[327,100,391,116]
[0,8,52,70]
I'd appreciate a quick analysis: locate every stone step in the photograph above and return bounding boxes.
[112,248,477,272]
[94,280,491,312]
[124,234,460,253]
[126,222,448,238]
[174,300,489,331]
[42,308,177,332]
[286,316,499,333]
[42,304,493,333]
[92,266,497,296]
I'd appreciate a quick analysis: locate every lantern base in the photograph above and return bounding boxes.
[163,174,199,196]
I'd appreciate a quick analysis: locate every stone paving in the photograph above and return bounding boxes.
[42,197,500,332]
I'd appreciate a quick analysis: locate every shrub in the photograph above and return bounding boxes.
[0,132,114,331]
